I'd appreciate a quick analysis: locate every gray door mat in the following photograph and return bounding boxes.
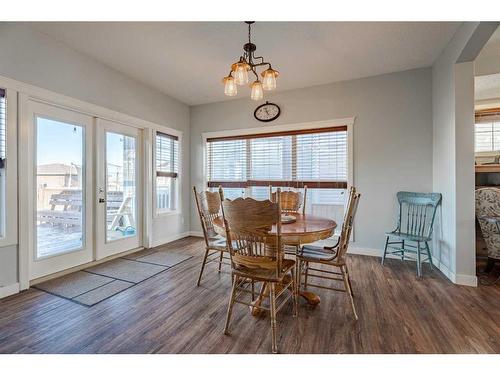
[132,251,192,267]
[33,250,191,307]
[35,271,114,299]
[72,280,134,306]
[85,258,167,283]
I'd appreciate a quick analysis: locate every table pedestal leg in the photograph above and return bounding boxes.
[299,290,321,305]
[249,274,294,316]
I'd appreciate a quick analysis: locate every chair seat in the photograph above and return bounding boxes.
[298,244,338,261]
[207,235,227,250]
[233,259,295,282]
[385,230,430,242]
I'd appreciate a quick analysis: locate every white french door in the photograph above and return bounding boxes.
[27,100,94,280]
[23,100,144,281]
[95,119,142,260]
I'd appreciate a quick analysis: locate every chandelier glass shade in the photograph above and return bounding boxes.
[223,22,279,100]
[250,80,264,101]
[223,76,237,96]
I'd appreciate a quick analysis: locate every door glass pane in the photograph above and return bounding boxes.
[36,117,84,258]
[106,132,136,241]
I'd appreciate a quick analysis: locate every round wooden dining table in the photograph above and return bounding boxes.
[212,213,337,309]
[213,213,336,246]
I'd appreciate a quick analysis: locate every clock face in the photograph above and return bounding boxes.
[254,102,280,122]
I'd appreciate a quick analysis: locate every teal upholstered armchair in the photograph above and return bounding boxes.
[381,191,442,277]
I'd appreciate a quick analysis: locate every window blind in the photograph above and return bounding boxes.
[156,132,179,178]
[475,108,500,152]
[0,88,5,169]
[206,126,347,189]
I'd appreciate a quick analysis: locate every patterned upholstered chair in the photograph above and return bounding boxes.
[475,187,500,271]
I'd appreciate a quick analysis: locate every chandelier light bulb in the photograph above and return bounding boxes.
[223,76,237,96]
[233,62,250,85]
[262,68,278,91]
[250,80,264,101]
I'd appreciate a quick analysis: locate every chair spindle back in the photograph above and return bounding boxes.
[220,188,284,277]
[336,186,361,261]
[396,192,442,239]
[269,185,307,215]
[193,186,222,243]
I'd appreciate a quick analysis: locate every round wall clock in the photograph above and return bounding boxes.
[254,101,281,122]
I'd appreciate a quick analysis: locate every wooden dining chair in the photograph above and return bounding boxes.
[269,185,307,215]
[193,186,230,286]
[297,186,361,320]
[220,188,298,354]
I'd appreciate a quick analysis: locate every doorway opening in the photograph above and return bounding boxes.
[473,25,500,285]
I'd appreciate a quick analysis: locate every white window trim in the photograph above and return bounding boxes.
[152,127,182,218]
[0,74,182,290]
[202,117,355,192]
[0,87,18,248]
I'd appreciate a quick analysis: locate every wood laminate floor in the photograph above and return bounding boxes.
[0,236,499,354]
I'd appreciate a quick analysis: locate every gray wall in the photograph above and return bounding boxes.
[190,68,433,251]
[0,23,191,287]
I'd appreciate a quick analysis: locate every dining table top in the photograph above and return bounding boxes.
[212,213,337,245]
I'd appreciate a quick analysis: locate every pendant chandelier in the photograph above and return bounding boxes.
[222,21,279,100]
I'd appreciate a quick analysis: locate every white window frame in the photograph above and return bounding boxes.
[202,117,354,196]
[152,127,182,218]
[0,85,18,249]
[474,120,500,156]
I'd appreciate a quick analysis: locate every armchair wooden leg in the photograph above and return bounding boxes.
[223,275,238,335]
[341,265,358,320]
[196,247,210,286]
[381,236,389,265]
[485,258,496,273]
[269,282,278,354]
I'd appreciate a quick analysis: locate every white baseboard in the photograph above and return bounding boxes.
[151,231,193,248]
[431,256,477,286]
[0,283,20,299]
[349,245,478,287]
[187,231,203,237]
[454,273,478,287]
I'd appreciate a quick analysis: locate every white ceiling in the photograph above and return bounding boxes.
[477,26,500,58]
[475,73,500,101]
[475,26,500,103]
[29,22,461,106]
